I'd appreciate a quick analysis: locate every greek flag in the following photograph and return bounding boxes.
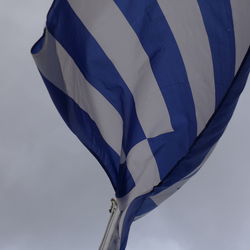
[31,0,250,249]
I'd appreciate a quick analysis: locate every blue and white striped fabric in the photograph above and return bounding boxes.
[31,0,250,249]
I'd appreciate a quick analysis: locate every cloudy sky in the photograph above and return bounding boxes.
[0,1,250,250]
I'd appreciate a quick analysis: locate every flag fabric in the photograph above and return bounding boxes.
[31,0,250,249]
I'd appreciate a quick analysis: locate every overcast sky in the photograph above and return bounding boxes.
[0,1,250,250]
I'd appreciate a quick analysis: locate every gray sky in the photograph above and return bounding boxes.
[0,1,250,249]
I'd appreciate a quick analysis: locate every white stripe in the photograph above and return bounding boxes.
[151,179,189,206]
[134,180,186,220]
[157,0,216,135]
[230,0,250,74]
[117,139,161,211]
[33,30,123,155]
[67,0,173,138]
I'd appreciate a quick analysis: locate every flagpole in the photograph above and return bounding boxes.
[99,198,121,250]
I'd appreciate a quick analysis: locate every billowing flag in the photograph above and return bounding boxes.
[31,0,250,249]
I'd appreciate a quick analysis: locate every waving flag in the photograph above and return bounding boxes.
[31,0,250,249]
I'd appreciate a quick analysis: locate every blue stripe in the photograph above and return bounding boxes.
[31,28,46,54]
[117,162,137,198]
[197,0,236,107]
[40,73,120,191]
[120,48,249,250]
[46,0,145,156]
[134,198,157,219]
[114,0,197,179]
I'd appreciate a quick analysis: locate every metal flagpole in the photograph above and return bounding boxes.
[99,198,121,250]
